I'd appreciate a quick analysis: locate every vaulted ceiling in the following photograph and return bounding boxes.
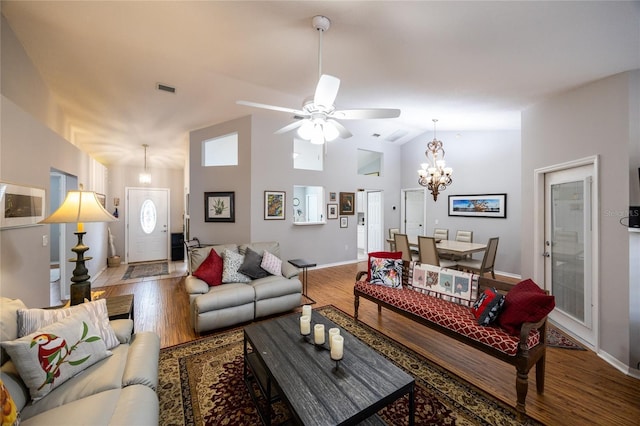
[2,1,639,169]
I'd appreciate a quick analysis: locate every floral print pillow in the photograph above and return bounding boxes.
[369,258,403,288]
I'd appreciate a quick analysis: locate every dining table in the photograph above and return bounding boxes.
[387,237,487,256]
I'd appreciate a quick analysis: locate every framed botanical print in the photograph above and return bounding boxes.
[264,190,285,220]
[339,192,355,215]
[205,191,235,222]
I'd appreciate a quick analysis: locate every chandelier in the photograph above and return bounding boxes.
[417,119,453,201]
[139,144,151,184]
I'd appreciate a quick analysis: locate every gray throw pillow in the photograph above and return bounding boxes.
[238,247,270,279]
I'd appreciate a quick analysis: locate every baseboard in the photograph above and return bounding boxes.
[598,349,636,376]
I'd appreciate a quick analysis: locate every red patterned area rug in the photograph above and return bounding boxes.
[158,305,543,425]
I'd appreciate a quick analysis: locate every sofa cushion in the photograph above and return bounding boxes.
[221,249,252,283]
[252,276,302,301]
[238,247,269,279]
[1,310,111,401]
[261,251,283,276]
[239,242,281,258]
[195,284,255,312]
[193,248,223,286]
[17,298,120,350]
[189,244,238,273]
[498,279,555,335]
[1,298,27,364]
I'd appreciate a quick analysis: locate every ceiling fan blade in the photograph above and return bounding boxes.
[274,120,305,135]
[327,119,353,139]
[314,74,340,109]
[237,100,305,116]
[331,108,401,120]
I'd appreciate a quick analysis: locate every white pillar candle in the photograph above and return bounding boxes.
[314,324,325,345]
[300,315,311,335]
[330,335,344,360]
[302,304,312,317]
[328,328,340,348]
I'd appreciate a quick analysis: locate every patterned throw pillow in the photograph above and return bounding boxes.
[238,247,269,279]
[1,310,111,401]
[221,249,252,283]
[260,251,282,276]
[193,248,224,286]
[17,298,120,350]
[369,258,403,288]
[367,251,403,282]
[471,288,505,326]
[0,379,19,426]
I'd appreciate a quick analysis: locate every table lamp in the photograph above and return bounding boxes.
[40,190,117,305]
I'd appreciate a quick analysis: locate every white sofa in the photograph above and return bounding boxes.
[185,241,302,333]
[0,297,160,425]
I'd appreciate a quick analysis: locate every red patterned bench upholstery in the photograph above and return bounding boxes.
[354,275,547,419]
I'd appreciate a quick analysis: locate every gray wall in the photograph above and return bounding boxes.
[401,129,522,275]
[521,70,639,369]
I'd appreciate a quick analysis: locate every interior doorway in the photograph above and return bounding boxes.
[357,189,383,260]
[401,188,426,238]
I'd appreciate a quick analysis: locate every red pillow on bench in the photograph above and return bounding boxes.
[498,278,555,335]
[367,251,403,282]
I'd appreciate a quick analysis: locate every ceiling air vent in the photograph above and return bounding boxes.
[157,83,176,94]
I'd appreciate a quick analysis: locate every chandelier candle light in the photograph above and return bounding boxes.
[417,119,453,201]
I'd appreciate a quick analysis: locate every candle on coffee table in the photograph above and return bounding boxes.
[300,315,311,335]
[328,328,340,348]
[314,324,325,345]
[331,335,344,360]
[302,304,312,317]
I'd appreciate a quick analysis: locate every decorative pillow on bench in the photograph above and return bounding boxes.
[471,287,505,326]
[498,279,555,335]
[366,251,403,288]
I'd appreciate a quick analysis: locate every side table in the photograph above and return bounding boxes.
[287,259,316,305]
[105,294,135,331]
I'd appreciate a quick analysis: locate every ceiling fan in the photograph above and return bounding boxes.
[237,15,401,144]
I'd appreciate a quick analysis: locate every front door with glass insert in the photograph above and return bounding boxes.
[126,187,169,263]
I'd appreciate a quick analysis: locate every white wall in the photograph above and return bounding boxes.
[401,129,522,275]
[521,70,639,369]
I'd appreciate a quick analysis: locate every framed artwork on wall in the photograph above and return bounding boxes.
[0,182,45,230]
[204,191,235,222]
[340,216,348,228]
[264,190,285,220]
[339,192,355,215]
[329,192,337,202]
[327,203,338,219]
[448,193,507,218]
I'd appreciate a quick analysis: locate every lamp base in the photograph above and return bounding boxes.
[70,281,91,306]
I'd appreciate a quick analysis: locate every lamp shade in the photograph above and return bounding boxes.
[40,191,117,228]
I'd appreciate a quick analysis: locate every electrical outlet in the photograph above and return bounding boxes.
[42,235,48,247]
[435,219,439,225]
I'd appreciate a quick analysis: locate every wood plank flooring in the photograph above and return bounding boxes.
[95,262,640,426]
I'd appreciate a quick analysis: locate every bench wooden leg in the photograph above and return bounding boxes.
[536,354,546,393]
[378,304,382,314]
[354,294,360,321]
[515,369,529,419]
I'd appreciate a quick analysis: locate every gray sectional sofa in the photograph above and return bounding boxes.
[0,297,159,426]
[185,241,302,333]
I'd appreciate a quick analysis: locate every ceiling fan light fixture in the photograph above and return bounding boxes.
[297,120,315,139]
[323,121,340,141]
[310,124,325,145]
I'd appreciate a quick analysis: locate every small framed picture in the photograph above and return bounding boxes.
[264,190,286,220]
[329,192,337,202]
[205,191,235,222]
[340,216,348,228]
[0,182,45,229]
[327,203,338,219]
[339,192,355,215]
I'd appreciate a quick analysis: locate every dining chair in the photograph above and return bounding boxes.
[388,227,400,251]
[442,230,474,261]
[456,237,499,278]
[394,233,419,262]
[433,228,449,241]
[417,236,457,268]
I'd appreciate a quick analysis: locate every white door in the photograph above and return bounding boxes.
[403,189,426,238]
[544,164,596,346]
[367,191,383,252]
[126,188,169,263]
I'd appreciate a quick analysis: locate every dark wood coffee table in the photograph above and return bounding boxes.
[243,311,415,425]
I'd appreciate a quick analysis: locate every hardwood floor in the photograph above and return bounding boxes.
[95,262,640,426]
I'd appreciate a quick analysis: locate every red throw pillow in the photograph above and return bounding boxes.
[498,278,555,335]
[367,251,403,282]
[471,288,505,326]
[193,248,223,287]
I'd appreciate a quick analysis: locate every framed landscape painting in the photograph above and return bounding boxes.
[205,191,235,222]
[448,193,507,218]
[264,190,285,220]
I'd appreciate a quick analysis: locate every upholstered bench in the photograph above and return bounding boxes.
[353,275,549,419]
